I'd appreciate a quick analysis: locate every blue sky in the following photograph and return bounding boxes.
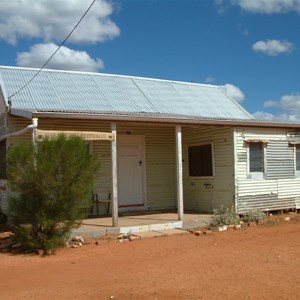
[0,0,300,122]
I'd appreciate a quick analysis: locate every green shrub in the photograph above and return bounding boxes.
[210,206,240,227]
[7,134,100,253]
[241,210,266,223]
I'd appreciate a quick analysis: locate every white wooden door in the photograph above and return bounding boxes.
[117,135,145,208]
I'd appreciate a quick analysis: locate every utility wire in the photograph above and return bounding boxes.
[8,0,97,100]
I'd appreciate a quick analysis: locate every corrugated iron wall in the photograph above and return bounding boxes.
[117,123,176,210]
[182,126,234,213]
[0,179,8,213]
[235,127,300,212]
[266,141,294,179]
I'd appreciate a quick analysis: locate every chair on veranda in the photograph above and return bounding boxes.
[92,188,111,216]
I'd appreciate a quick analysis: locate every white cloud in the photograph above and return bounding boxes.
[253,111,300,122]
[252,40,295,56]
[279,94,300,114]
[205,76,215,84]
[0,0,120,45]
[253,93,300,122]
[17,43,104,72]
[216,0,300,14]
[263,100,277,108]
[220,83,245,103]
[234,0,300,14]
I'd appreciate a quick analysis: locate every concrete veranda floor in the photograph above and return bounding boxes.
[71,211,212,238]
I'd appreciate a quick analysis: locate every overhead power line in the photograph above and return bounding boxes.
[8,0,97,100]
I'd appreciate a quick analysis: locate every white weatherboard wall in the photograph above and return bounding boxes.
[2,116,177,215]
[234,127,300,212]
[182,126,234,213]
[117,123,176,211]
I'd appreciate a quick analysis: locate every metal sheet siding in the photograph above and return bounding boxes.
[117,124,176,210]
[5,117,177,213]
[266,141,295,179]
[0,114,6,136]
[0,66,253,120]
[0,179,8,214]
[182,126,234,213]
[235,127,300,212]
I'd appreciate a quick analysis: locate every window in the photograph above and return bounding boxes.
[0,140,6,178]
[295,144,300,172]
[188,144,213,177]
[249,142,264,173]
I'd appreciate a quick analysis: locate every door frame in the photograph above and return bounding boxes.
[117,134,147,211]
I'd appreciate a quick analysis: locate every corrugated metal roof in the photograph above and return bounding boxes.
[0,66,253,120]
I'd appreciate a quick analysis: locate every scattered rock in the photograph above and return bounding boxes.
[71,244,78,249]
[194,231,202,236]
[202,230,213,235]
[284,217,290,222]
[35,249,44,256]
[234,224,241,230]
[218,225,228,231]
[118,239,129,243]
[248,222,257,227]
[71,236,84,243]
[64,241,70,247]
[129,235,141,242]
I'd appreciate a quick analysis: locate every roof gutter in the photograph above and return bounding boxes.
[30,111,300,129]
[0,118,38,142]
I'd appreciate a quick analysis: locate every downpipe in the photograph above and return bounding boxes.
[0,118,38,142]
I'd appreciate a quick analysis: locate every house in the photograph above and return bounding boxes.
[0,66,300,226]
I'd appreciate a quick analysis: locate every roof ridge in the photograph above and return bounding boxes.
[0,65,219,88]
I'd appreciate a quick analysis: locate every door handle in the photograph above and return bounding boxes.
[139,160,142,166]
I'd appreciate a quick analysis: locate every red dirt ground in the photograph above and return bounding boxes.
[1,215,300,300]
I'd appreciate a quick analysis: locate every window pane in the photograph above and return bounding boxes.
[296,145,300,171]
[249,142,263,172]
[188,144,213,176]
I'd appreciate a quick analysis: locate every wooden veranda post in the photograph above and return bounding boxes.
[176,126,184,220]
[111,122,119,227]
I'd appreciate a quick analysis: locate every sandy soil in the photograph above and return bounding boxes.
[0,215,300,300]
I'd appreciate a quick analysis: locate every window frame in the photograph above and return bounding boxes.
[247,141,266,180]
[294,144,300,177]
[188,142,214,178]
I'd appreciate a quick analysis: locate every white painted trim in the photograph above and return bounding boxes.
[31,111,300,129]
[294,145,300,177]
[233,129,238,213]
[246,141,266,180]
[111,123,118,227]
[176,126,184,221]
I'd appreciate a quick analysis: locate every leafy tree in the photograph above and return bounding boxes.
[7,134,100,253]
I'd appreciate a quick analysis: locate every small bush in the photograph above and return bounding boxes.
[241,210,266,223]
[210,206,240,227]
[7,134,100,254]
